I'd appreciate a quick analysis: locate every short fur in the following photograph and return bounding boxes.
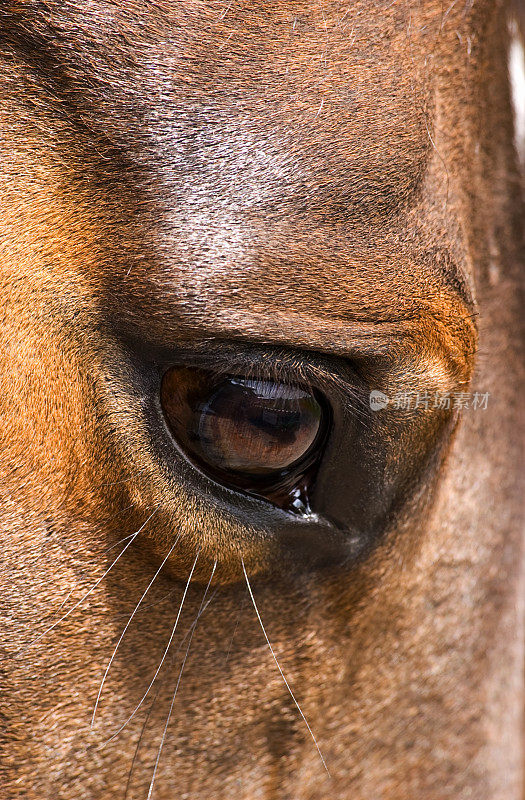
[0,2,523,798]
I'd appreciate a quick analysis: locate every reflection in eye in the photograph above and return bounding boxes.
[196,378,322,474]
[160,365,329,512]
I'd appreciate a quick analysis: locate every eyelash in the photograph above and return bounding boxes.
[163,344,369,413]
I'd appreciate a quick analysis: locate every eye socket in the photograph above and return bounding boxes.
[160,365,330,512]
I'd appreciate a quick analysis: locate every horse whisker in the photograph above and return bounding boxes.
[90,533,182,728]
[146,549,204,800]
[123,559,216,800]
[104,549,200,742]
[224,594,246,667]
[24,503,137,572]
[112,588,177,618]
[16,508,159,656]
[241,558,330,777]
[99,465,150,488]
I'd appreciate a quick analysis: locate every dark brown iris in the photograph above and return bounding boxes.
[160,365,328,510]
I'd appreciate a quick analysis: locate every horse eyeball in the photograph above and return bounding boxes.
[193,378,322,474]
[160,366,328,507]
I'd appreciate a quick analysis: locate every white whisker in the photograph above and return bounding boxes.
[91,532,182,728]
[43,589,75,620]
[16,508,159,656]
[146,549,205,800]
[224,594,246,667]
[241,559,330,776]
[104,549,201,743]
[123,558,216,800]
[99,465,150,488]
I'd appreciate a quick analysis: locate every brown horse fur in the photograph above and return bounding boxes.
[0,2,523,798]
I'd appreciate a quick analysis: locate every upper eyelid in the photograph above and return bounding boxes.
[167,341,370,408]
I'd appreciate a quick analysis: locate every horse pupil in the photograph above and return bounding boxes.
[248,407,301,437]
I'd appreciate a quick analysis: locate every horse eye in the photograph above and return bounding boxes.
[160,365,329,511]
